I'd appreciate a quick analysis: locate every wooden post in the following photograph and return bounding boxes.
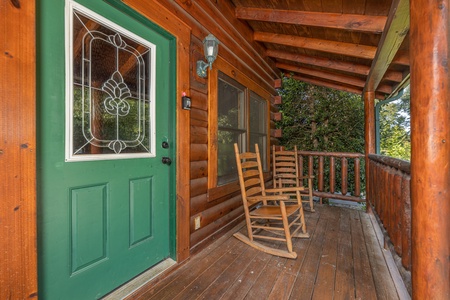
[0,1,37,298]
[364,91,375,212]
[410,0,450,298]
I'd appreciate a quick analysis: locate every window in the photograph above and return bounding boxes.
[216,72,268,186]
[249,92,268,171]
[217,73,246,185]
[66,3,156,161]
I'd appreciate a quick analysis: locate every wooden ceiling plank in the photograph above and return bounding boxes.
[254,31,377,60]
[236,7,387,34]
[364,0,410,93]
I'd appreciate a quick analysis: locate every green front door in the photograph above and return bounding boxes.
[38,0,176,298]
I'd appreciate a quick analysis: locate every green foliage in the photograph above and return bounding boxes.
[276,76,366,195]
[379,88,411,161]
[277,77,364,154]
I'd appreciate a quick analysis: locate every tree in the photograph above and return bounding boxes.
[277,76,364,154]
[276,76,366,194]
[379,88,411,161]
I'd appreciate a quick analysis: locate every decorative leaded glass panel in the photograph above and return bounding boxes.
[69,7,154,159]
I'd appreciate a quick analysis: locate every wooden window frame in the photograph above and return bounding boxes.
[207,57,271,201]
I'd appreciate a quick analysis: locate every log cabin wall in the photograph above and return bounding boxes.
[126,0,280,252]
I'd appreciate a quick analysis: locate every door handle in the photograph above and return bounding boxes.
[162,157,172,165]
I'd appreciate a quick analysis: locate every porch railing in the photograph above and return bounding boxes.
[296,151,366,203]
[367,154,411,287]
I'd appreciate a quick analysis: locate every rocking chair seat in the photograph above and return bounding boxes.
[250,205,299,217]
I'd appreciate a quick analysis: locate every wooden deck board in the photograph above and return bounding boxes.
[360,212,399,300]
[334,209,356,300]
[351,209,378,300]
[171,241,248,300]
[126,205,403,300]
[311,208,340,299]
[289,217,329,299]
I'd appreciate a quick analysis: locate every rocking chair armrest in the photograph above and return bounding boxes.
[298,175,315,180]
[247,195,290,202]
[265,187,305,193]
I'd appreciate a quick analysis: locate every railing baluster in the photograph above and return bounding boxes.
[341,157,348,195]
[401,175,411,270]
[394,174,403,256]
[298,155,304,187]
[330,156,335,193]
[366,154,412,291]
[308,156,314,178]
[318,156,324,204]
[354,158,360,197]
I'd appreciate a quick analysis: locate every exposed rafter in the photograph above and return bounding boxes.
[290,74,362,95]
[236,7,387,34]
[277,62,392,94]
[233,0,410,100]
[255,32,377,60]
[364,0,410,94]
[290,74,386,99]
[266,49,403,82]
[268,49,370,75]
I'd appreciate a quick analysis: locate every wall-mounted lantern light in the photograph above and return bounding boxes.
[196,34,219,78]
[182,95,191,110]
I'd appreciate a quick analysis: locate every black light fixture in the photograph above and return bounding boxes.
[196,34,219,78]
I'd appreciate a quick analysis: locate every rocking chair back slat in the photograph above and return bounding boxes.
[243,169,260,178]
[244,178,261,188]
[241,161,259,169]
[273,145,315,212]
[246,186,263,197]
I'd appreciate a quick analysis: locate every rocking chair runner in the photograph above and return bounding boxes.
[272,145,315,212]
[233,143,309,259]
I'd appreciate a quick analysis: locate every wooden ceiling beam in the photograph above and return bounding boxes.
[290,74,362,95]
[277,62,392,94]
[364,0,410,93]
[267,49,370,75]
[267,49,403,82]
[289,75,387,99]
[278,62,365,87]
[236,7,387,34]
[254,32,377,60]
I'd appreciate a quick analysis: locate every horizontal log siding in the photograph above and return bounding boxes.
[187,30,276,249]
[368,154,411,294]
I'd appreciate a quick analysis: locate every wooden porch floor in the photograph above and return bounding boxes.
[126,205,405,300]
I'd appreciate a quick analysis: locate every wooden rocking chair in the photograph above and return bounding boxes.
[272,145,315,212]
[233,143,309,259]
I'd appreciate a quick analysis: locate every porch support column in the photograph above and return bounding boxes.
[0,0,37,298]
[410,0,450,299]
[364,91,375,212]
